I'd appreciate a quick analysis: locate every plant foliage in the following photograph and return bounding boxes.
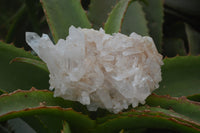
[0,0,200,132]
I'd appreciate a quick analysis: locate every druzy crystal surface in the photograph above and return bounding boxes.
[26,26,163,113]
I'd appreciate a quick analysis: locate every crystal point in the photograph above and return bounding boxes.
[25,32,40,54]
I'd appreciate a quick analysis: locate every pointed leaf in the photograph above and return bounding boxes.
[40,0,92,42]
[0,41,49,92]
[121,1,149,36]
[87,0,117,29]
[146,94,200,123]
[141,0,164,52]
[104,0,131,34]
[0,89,95,132]
[10,57,48,73]
[95,107,200,133]
[0,88,88,115]
[0,107,95,133]
[155,56,200,97]
[185,24,200,55]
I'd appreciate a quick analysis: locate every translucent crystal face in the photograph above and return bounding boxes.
[26,26,163,113]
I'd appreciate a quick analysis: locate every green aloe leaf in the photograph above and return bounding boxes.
[0,107,94,133]
[0,88,88,115]
[94,107,200,133]
[0,41,49,92]
[104,0,131,34]
[185,24,200,55]
[10,57,48,73]
[0,89,94,133]
[0,90,64,133]
[40,0,91,42]
[146,94,200,123]
[155,56,200,97]
[121,1,149,36]
[141,0,164,53]
[87,0,117,29]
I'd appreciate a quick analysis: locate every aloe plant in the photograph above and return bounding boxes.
[0,0,200,132]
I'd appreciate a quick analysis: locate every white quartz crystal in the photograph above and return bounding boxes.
[26,26,163,113]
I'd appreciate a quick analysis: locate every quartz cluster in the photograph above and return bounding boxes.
[26,26,163,113]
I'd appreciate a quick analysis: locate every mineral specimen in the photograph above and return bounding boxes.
[26,26,163,113]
